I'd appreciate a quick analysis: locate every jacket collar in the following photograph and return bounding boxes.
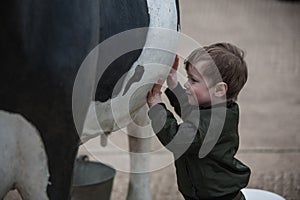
[199,100,235,110]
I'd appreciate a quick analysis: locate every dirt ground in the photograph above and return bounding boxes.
[4,0,300,200]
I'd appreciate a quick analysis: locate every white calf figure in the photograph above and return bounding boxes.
[0,110,49,200]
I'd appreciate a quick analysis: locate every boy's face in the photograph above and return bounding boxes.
[184,62,213,106]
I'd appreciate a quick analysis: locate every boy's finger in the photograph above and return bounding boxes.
[152,80,163,94]
[172,55,179,71]
[157,78,164,85]
[147,90,152,99]
[151,83,162,94]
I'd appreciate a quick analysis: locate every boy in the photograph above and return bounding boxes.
[147,43,251,200]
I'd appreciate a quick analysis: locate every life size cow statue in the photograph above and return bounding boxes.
[0,0,180,199]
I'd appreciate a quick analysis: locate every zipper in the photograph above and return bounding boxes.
[184,157,198,196]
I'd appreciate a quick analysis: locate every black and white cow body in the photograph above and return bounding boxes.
[0,0,180,199]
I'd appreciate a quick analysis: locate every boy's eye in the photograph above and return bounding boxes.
[188,77,198,83]
[187,75,199,83]
[187,76,198,82]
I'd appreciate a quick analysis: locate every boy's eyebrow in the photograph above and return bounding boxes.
[187,71,202,81]
[187,67,203,77]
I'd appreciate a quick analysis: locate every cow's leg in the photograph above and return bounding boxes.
[127,105,152,200]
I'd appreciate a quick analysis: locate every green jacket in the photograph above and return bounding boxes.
[148,84,250,199]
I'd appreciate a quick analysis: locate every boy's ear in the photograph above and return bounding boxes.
[214,82,227,98]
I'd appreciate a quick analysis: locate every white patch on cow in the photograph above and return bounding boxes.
[0,110,49,200]
[81,0,179,141]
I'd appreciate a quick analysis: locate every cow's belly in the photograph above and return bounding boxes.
[81,0,179,140]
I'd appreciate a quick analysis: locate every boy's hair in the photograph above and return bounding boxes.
[184,43,248,100]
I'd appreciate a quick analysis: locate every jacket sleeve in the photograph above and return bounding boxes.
[148,103,206,157]
[165,84,192,120]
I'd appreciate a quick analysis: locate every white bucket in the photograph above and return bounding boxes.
[241,189,286,200]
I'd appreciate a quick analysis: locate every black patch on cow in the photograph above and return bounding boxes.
[0,0,100,198]
[95,0,150,102]
[122,65,145,96]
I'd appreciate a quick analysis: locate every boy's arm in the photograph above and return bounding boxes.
[148,103,205,157]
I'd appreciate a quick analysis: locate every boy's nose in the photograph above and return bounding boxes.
[184,81,190,89]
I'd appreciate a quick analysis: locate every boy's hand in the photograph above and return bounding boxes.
[147,79,164,108]
[167,55,179,90]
